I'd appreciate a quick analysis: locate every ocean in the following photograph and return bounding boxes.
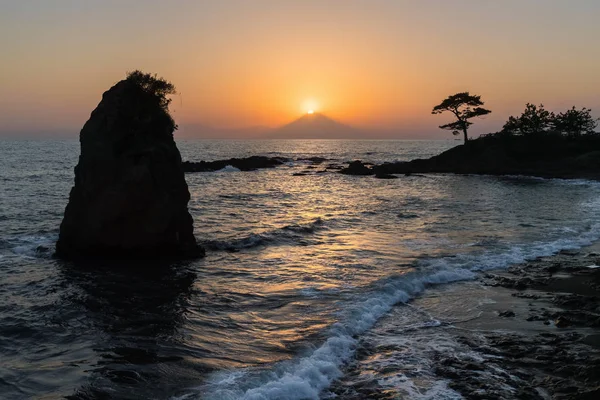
[1,139,600,399]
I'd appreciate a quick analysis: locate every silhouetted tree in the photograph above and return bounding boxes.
[126,70,176,110]
[553,107,598,137]
[502,103,554,136]
[432,92,491,144]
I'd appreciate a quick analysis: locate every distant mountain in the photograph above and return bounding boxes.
[268,113,362,139]
[177,124,273,139]
[178,113,362,139]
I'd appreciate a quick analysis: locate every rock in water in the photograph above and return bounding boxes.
[339,160,374,176]
[56,72,204,260]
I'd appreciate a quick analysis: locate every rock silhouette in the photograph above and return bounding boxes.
[182,156,286,172]
[371,135,600,180]
[339,160,374,176]
[56,73,203,260]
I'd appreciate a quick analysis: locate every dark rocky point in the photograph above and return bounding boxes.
[56,72,203,260]
[372,134,600,180]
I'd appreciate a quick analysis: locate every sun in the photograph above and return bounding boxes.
[302,99,319,115]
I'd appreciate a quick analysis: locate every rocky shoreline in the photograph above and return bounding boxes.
[182,134,600,181]
[443,247,600,399]
[345,135,600,181]
[332,246,600,399]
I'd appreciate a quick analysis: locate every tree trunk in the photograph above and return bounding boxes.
[463,128,469,144]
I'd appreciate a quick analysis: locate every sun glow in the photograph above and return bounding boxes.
[302,99,319,115]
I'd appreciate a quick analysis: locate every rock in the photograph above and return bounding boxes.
[36,245,50,254]
[326,164,344,170]
[499,310,516,318]
[555,316,572,328]
[374,173,398,179]
[369,135,600,180]
[182,156,286,172]
[56,73,203,260]
[397,213,419,219]
[559,249,579,256]
[339,160,374,176]
[297,156,328,164]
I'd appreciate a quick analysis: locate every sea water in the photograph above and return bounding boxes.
[1,139,599,399]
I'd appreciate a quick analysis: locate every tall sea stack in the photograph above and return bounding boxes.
[56,71,204,260]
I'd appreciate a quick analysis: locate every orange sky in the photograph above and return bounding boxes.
[1,1,599,138]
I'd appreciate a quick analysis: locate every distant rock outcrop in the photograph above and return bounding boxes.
[339,160,374,176]
[56,73,203,260]
[182,156,287,172]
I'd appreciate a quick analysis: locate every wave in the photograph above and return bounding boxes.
[215,165,242,172]
[202,218,327,251]
[191,222,600,400]
[397,212,420,219]
[3,218,328,258]
[3,234,57,258]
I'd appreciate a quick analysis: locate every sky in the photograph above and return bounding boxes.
[1,0,600,138]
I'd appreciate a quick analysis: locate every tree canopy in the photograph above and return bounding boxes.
[126,70,176,111]
[554,107,598,137]
[502,104,598,137]
[501,104,554,136]
[432,92,491,144]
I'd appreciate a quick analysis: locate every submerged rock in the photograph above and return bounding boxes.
[56,72,204,260]
[374,173,398,179]
[339,160,374,176]
[499,310,516,318]
[297,156,328,164]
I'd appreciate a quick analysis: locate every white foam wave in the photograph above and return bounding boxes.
[421,223,600,273]
[8,234,56,258]
[215,165,241,172]
[192,267,472,400]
